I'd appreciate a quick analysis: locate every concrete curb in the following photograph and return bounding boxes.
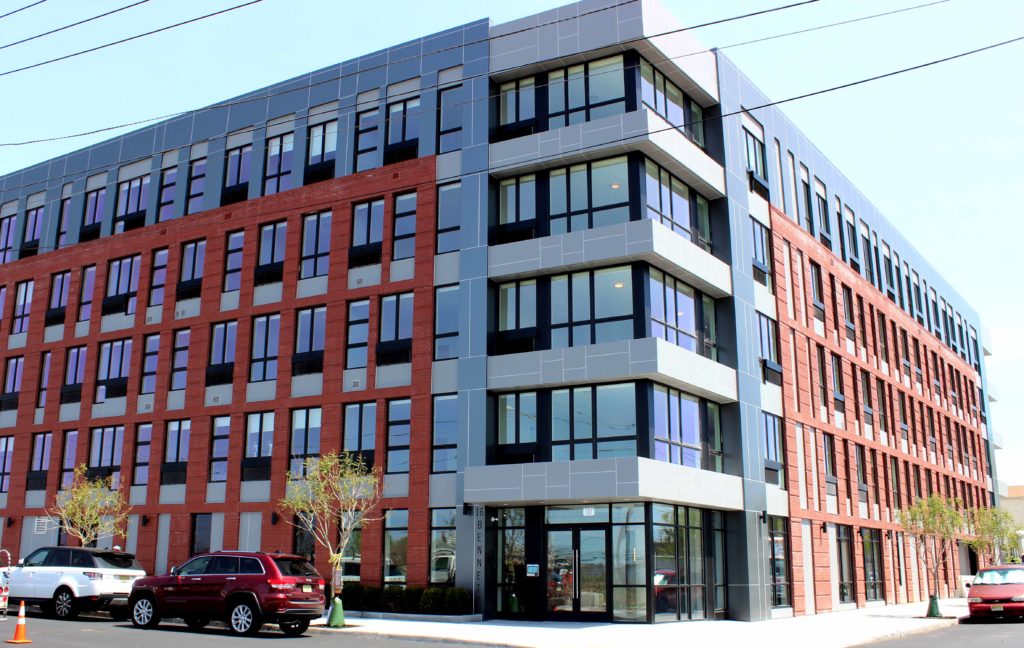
[846,617,961,647]
[308,624,513,647]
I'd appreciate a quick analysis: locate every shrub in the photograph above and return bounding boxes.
[444,587,472,615]
[362,585,383,612]
[402,587,425,613]
[420,587,446,615]
[381,585,405,613]
[340,583,364,611]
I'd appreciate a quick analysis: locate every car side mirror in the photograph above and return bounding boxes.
[169,565,177,576]
[16,559,23,567]
[965,582,971,589]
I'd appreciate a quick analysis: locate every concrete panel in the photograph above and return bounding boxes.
[20,516,58,559]
[33,408,43,425]
[206,482,226,503]
[384,474,410,498]
[431,360,458,394]
[240,480,271,503]
[136,393,155,414]
[759,382,783,417]
[348,264,381,289]
[434,253,459,286]
[246,380,277,402]
[126,515,139,555]
[291,373,323,398]
[58,402,80,422]
[100,312,134,333]
[296,275,328,299]
[220,291,240,312]
[765,484,789,517]
[43,325,64,343]
[754,282,776,319]
[210,513,225,552]
[23,490,45,509]
[253,282,283,306]
[342,368,367,392]
[173,297,201,320]
[376,363,411,388]
[155,514,171,574]
[129,485,147,506]
[238,512,262,551]
[6,332,26,350]
[389,258,415,282]
[92,396,126,419]
[0,410,16,428]
[159,484,186,504]
[144,304,163,325]
[205,384,233,407]
[429,473,459,507]
[166,389,185,410]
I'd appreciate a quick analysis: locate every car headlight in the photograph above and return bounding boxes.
[1012,596,1024,602]
[968,597,982,603]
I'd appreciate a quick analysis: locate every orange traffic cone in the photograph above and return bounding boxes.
[5,601,30,644]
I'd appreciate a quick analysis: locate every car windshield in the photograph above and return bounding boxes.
[975,569,1024,585]
[273,557,319,577]
[93,552,143,571]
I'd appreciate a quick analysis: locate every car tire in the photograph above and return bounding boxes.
[52,587,79,620]
[183,615,211,631]
[228,600,262,636]
[130,594,160,629]
[279,619,310,637]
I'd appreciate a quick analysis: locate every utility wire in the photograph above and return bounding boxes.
[0,0,153,52]
[0,0,820,145]
[0,0,267,78]
[0,0,45,21]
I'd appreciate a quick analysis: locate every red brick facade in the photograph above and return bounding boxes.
[770,205,989,614]
[0,156,439,584]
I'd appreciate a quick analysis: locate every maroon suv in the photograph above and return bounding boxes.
[128,551,325,636]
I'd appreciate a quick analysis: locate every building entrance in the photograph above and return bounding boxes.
[546,526,609,620]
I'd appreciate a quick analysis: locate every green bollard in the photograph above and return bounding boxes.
[327,596,346,628]
[926,595,941,618]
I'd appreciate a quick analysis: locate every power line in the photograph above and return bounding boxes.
[0,0,267,79]
[0,0,153,52]
[0,0,45,21]
[0,0,820,146]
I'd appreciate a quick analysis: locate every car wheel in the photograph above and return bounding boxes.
[52,587,79,620]
[279,619,310,637]
[130,595,160,629]
[183,616,211,631]
[228,600,262,636]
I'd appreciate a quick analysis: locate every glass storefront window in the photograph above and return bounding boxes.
[497,508,527,614]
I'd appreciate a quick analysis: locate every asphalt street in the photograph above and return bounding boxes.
[862,619,1024,647]
[0,608,473,647]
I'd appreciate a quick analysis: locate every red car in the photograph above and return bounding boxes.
[128,551,325,636]
[967,565,1024,621]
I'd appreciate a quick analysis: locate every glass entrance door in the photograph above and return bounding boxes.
[546,527,609,619]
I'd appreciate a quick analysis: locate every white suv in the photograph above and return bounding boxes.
[8,547,146,619]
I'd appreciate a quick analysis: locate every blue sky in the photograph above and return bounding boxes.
[1,0,1020,485]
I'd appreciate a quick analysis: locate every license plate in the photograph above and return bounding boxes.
[301,584,312,593]
[992,605,1004,612]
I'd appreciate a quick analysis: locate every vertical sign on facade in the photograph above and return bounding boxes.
[473,505,484,613]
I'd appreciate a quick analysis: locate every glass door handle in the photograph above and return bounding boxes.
[573,549,580,600]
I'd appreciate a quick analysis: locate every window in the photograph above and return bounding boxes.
[550,266,633,348]
[255,221,286,284]
[169,329,190,391]
[383,509,408,585]
[758,312,780,365]
[64,346,87,390]
[300,211,331,279]
[186,158,206,214]
[191,513,212,556]
[163,418,190,477]
[56,198,70,248]
[496,392,537,445]
[432,395,458,473]
[60,430,78,489]
[263,133,294,195]
[497,174,536,226]
[81,188,106,239]
[95,338,132,401]
[392,192,416,260]
[293,516,316,562]
[114,175,150,233]
[831,353,845,403]
[378,292,414,364]
[345,300,369,369]
[340,523,362,582]
[862,528,883,601]
[0,215,13,263]
[223,231,244,292]
[639,58,705,147]
[763,412,785,485]
[385,96,420,158]
[294,306,326,374]
[22,206,43,248]
[0,436,13,492]
[12,280,33,334]
[157,167,177,222]
[243,412,273,481]
[28,432,51,489]
[224,144,252,189]
[78,266,96,322]
[139,334,159,395]
[823,433,837,480]
[644,160,711,249]
[767,516,790,607]
[36,352,50,408]
[208,321,237,385]
[836,524,855,603]
[290,408,321,476]
[104,255,140,315]
[552,383,637,460]
[350,199,384,267]
[437,84,463,153]
[354,108,380,172]
[744,129,767,180]
[751,218,772,288]
[498,77,535,126]
[306,120,337,167]
[809,262,825,319]
[2,357,23,400]
[429,508,457,585]
[436,182,461,253]
[343,401,377,466]
[250,313,280,382]
[209,416,231,483]
[547,55,625,127]
[548,156,630,235]
[496,508,526,614]
[815,185,831,246]
[133,423,151,486]
[88,425,123,487]
[497,279,537,332]
[386,399,411,474]
[652,385,704,468]
[178,239,206,299]
[434,285,459,360]
[148,249,168,307]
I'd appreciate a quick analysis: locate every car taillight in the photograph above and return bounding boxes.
[268,578,296,591]
[318,579,325,590]
[83,572,103,580]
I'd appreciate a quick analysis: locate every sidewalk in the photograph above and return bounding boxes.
[312,599,967,648]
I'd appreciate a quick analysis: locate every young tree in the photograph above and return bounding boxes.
[46,464,131,547]
[278,451,383,627]
[896,495,963,618]
[966,506,1022,564]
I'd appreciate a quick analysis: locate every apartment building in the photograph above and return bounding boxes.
[0,0,996,623]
